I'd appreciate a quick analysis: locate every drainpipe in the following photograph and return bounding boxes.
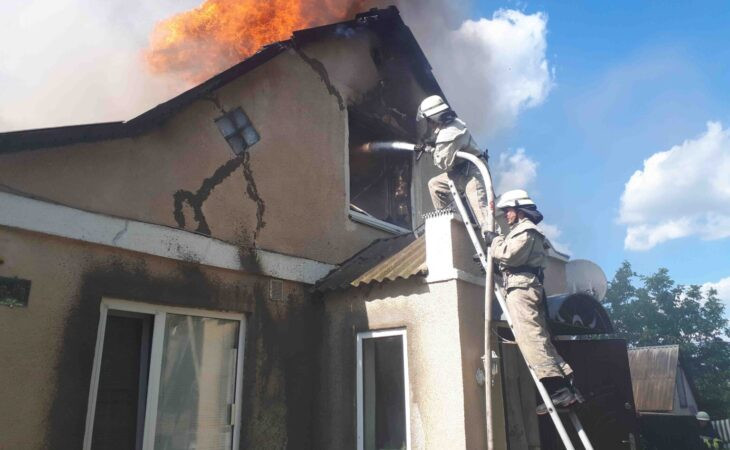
[453,151,497,450]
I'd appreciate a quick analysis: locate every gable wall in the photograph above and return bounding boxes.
[0,32,438,265]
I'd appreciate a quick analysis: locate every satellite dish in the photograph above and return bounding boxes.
[565,259,608,301]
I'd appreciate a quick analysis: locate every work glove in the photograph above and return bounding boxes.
[482,231,499,246]
[413,143,434,161]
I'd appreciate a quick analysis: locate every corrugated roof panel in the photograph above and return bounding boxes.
[315,233,426,291]
[352,235,426,286]
[627,345,679,412]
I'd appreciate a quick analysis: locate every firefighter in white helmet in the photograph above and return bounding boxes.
[415,95,490,236]
[697,411,723,449]
[484,189,581,414]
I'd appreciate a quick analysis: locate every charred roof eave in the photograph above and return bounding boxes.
[0,6,443,154]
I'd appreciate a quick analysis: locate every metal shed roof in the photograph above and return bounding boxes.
[315,233,426,292]
[627,345,679,412]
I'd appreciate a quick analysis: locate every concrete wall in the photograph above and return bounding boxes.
[0,225,321,449]
[317,276,490,450]
[0,32,438,266]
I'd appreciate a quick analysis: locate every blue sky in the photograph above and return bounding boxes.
[468,1,730,298]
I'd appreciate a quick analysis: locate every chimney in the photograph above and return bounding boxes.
[424,210,484,286]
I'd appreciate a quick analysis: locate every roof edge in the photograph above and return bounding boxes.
[0,6,440,154]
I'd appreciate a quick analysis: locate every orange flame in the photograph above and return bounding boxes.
[145,0,365,83]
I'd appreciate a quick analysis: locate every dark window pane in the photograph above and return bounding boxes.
[227,136,247,155]
[92,312,153,450]
[242,126,260,147]
[348,109,412,229]
[362,335,406,450]
[215,116,236,138]
[232,109,250,128]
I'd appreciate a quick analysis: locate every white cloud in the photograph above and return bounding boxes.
[488,147,571,254]
[703,276,730,312]
[619,121,730,250]
[494,148,538,193]
[422,9,553,136]
[539,222,571,255]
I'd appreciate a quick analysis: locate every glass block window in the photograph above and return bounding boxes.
[215,107,260,155]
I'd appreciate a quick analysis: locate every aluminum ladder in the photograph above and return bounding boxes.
[448,151,595,450]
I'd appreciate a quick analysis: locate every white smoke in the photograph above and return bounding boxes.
[494,147,538,193]
[0,0,195,131]
[1,1,552,134]
[397,5,554,136]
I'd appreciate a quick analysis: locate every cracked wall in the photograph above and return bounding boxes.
[0,40,397,264]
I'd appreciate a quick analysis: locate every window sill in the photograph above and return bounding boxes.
[349,211,411,235]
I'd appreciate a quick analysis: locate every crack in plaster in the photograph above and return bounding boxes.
[295,48,345,111]
[111,220,129,245]
[172,151,266,239]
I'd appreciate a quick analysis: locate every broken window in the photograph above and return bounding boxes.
[349,108,413,231]
[357,329,410,450]
[85,301,245,450]
[215,107,260,155]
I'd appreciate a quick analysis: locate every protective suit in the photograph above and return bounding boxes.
[491,217,573,380]
[419,97,489,232]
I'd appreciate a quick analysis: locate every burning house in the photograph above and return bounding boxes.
[0,7,638,450]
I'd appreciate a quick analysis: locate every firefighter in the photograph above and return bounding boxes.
[698,411,723,449]
[484,189,580,414]
[414,95,490,237]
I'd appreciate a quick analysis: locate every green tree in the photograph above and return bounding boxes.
[604,261,730,418]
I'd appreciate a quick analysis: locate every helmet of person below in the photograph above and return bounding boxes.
[697,411,711,421]
[496,189,537,210]
[417,95,450,119]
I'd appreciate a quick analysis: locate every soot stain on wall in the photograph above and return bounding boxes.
[45,257,321,450]
[44,258,253,449]
[239,283,323,449]
[173,150,266,239]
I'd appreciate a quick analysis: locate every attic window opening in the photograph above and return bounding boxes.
[348,108,412,231]
[215,107,260,155]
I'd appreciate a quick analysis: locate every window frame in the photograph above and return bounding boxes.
[83,298,247,450]
[356,328,411,450]
[346,108,419,234]
[215,107,260,155]
[349,209,412,235]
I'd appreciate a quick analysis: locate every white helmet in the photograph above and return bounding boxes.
[417,95,450,119]
[496,189,537,210]
[697,411,711,421]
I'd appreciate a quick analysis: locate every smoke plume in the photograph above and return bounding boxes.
[0,0,552,136]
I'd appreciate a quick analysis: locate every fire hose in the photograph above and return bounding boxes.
[359,141,498,449]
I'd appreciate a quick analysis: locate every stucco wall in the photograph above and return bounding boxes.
[317,277,490,450]
[0,225,321,449]
[0,33,439,266]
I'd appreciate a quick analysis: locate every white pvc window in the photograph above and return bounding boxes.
[83,299,246,450]
[356,329,411,450]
